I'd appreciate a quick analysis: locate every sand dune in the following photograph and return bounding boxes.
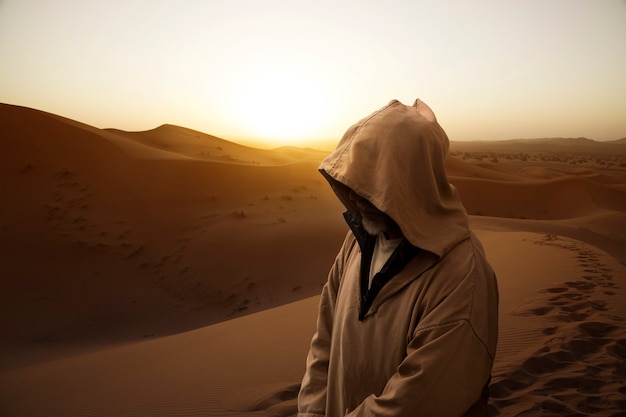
[450,137,626,156]
[1,104,625,416]
[1,103,347,367]
[104,124,328,165]
[452,175,626,219]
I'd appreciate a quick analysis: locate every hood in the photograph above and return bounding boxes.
[319,99,469,258]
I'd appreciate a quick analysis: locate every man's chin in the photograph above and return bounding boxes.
[361,216,388,236]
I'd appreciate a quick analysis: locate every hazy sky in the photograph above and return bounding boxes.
[1,0,625,148]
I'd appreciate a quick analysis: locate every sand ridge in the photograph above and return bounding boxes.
[1,103,625,416]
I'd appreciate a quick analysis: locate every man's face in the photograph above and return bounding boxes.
[347,189,396,236]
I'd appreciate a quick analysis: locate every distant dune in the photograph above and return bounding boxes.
[1,103,625,416]
[451,137,626,155]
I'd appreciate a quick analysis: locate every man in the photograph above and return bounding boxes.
[297,99,499,417]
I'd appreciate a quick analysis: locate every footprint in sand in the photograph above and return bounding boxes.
[548,292,587,303]
[490,329,626,416]
[545,287,568,294]
[564,280,596,292]
[608,338,626,356]
[491,236,626,416]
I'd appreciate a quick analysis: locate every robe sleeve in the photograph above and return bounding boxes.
[346,317,493,417]
[297,233,354,417]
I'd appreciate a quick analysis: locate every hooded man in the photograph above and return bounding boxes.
[297,99,499,417]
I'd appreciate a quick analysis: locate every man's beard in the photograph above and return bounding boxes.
[361,213,396,236]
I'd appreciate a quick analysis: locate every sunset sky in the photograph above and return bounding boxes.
[1,0,625,148]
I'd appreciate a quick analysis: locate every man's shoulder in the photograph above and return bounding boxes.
[423,233,495,294]
[440,232,489,264]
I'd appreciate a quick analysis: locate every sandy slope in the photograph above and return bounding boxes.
[1,104,625,416]
[1,230,624,417]
[0,104,347,368]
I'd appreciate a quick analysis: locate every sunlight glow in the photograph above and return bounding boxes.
[0,1,624,146]
[230,60,332,147]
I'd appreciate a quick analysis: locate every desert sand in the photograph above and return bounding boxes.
[1,103,625,416]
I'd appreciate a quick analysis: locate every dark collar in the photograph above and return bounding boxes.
[343,211,420,320]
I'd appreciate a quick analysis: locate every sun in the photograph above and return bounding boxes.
[230,61,332,147]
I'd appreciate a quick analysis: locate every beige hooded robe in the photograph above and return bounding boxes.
[297,99,499,417]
